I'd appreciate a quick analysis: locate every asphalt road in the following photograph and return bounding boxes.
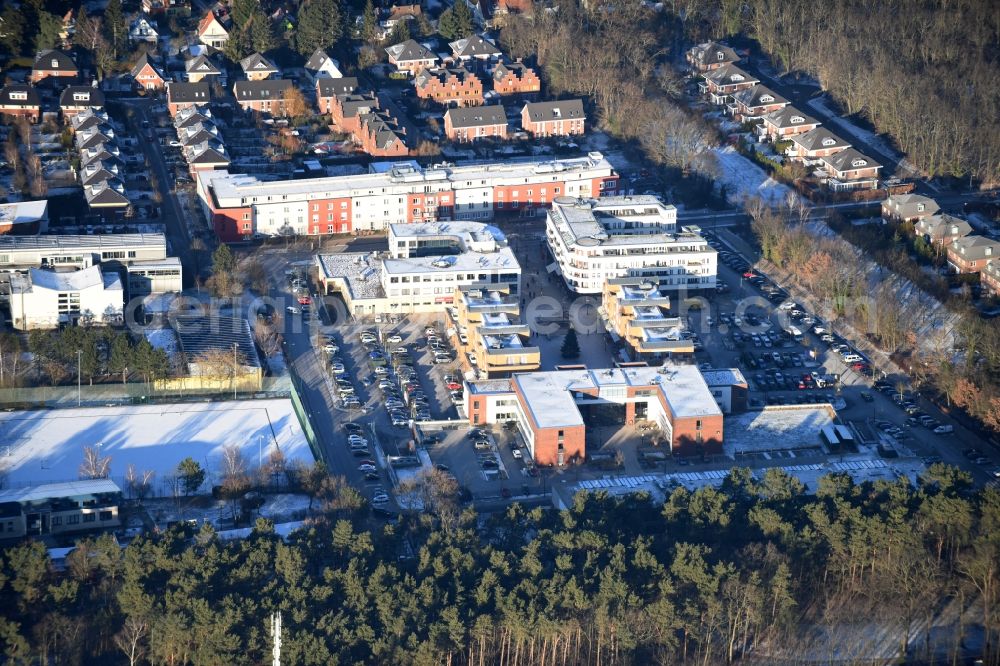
[119,99,196,289]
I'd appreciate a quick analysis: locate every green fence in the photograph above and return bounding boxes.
[288,371,323,465]
[0,376,293,409]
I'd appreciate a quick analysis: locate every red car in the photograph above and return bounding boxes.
[298,296,312,305]
[743,271,757,279]
[445,382,462,391]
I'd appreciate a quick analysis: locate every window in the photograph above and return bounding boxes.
[760,95,774,103]
[9,91,27,101]
[83,513,96,523]
[851,159,868,167]
[67,515,80,525]
[696,420,703,430]
[99,510,113,521]
[51,516,62,526]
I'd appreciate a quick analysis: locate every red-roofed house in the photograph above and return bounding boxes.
[197,10,229,49]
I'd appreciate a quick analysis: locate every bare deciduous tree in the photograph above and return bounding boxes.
[79,446,111,480]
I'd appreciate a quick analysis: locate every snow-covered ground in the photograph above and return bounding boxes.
[0,400,314,495]
[711,146,797,206]
[556,456,924,509]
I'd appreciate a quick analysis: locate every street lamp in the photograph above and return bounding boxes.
[232,342,239,401]
[76,350,82,407]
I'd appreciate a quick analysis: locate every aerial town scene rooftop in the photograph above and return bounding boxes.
[0,0,998,662]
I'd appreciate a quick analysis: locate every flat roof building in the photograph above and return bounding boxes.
[316,221,521,315]
[546,195,716,294]
[453,283,539,377]
[9,265,123,329]
[0,479,122,540]
[196,153,620,242]
[602,276,693,359]
[0,200,48,235]
[466,364,724,464]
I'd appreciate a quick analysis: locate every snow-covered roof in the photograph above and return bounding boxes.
[0,479,122,504]
[26,265,111,292]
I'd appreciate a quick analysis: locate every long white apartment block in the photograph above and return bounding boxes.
[545,195,717,294]
[197,153,620,242]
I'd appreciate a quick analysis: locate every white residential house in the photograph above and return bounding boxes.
[128,15,159,43]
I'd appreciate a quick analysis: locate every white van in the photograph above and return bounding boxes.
[842,353,863,363]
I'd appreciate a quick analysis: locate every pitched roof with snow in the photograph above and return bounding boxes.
[791,126,850,152]
[233,79,292,101]
[167,81,211,104]
[317,77,359,97]
[733,84,788,109]
[704,63,757,86]
[761,105,818,129]
[445,105,507,129]
[883,193,939,219]
[522,99,585,122]
[59,85,105,108]
[33,49,77,73]
[950,235,1000,261]
[449,34,501,59]
[915,214,972,241]
[385,39,436,63]
[0,84,41,107]
[239,52,278,74]
[185,54,221,75]
[821,147,881,173]
[688,41,739,68]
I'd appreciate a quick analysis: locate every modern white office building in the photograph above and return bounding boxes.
[546,196,717,294]
[198,153,621,242]
[0,233,169,270]
[9,265,124,329]
[316,221,521,315]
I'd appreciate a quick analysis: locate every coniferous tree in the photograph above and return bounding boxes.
[560,327,580,359]
[294,0,343,55]
[102,0,127,58]
[176,458,206,495]
[437,0,472,41]
[0,5,26,55]
[360,0,378,43]
[246,11,276,53]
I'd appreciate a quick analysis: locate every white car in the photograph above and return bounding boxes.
[466,352,478,366]
[286,306,300,314]
[387,334,403,344]
[169,140,182,147]
[512,449,523,459]
[358,464,377,473]
[778,302,796,311]
[323,343,339,353]
[372,493,390,504]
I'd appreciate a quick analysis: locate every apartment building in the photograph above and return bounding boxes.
[358,109,409,157]
[546,195,716,294]
[981,260,1000,299]
[882,193,940,223]
[198,153,620,241]
[491,59,541,96]
[947,235,1000,274]
[453,283,539,377]
[30,49,78,83]
[0,84,42,123]
[727,84,789,122]
[521,99,585,137]
[819,148,882,191]
[166,81,210,116]
[465,364,724,464]
[443,105,508,142]
[0,480,122,539]
[316,77,360,115]
[698,63,757,105]
[233,79,292,115]
[315,221,522,315]
[59,86,105,121]
[603,276,693,359]
[756,106,820,141]
[914,214,972,248]
[414,67,484,107]
[687,41,740,73]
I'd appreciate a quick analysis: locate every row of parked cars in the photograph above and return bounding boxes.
[872,381,952,434]
[369,326,437,426]
[343,423,390,502]
[325,332,362,409]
